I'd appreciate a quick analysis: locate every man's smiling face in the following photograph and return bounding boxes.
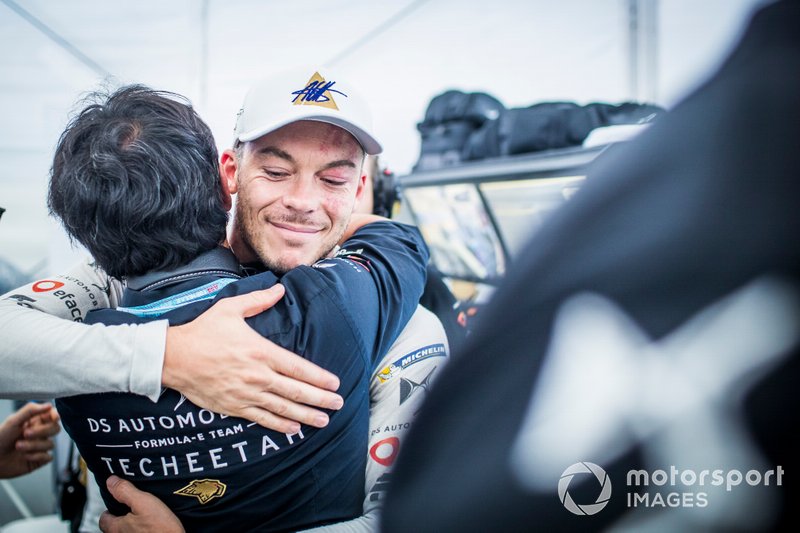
[224,120,365,274]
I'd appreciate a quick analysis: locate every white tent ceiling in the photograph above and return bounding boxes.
[0,0,765,272]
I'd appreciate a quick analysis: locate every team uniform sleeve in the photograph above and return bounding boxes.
[300,306,450,532]
[291,221,430,365]
[241,220,430,406]
[0,258,166,401]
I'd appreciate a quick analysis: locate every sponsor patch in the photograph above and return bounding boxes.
[5,294,36,308]
[312,260,337,269]
[335,247,364,257]
[174,478,226,504]
[399,367,437,405]
[377,344,447,383]
[370,421,412,438]
[368,472,393,503]
[32,280,64,293]
[370,437,400,467]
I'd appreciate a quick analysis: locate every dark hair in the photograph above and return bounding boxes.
[48,85,228,278]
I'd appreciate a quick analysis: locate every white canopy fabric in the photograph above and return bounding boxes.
[0,0,765,272]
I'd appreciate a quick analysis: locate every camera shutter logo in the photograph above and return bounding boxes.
[558,462,612,515]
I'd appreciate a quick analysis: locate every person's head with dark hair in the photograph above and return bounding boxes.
[48,85,229,279]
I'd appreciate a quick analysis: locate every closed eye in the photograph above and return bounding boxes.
[263,169,290,180]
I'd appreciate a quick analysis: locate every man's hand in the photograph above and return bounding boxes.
[162,284,344,434]
[99,476,184,533]
[0,402,60,479]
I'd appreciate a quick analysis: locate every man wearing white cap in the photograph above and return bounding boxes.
[212,69,449,532]
[199,69,448,532]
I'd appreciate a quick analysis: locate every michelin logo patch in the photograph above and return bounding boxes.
[377,344,447,383]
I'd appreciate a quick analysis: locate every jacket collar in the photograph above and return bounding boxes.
[125,246,242,291]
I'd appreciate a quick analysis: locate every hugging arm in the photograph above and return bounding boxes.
[91,218,431,531]
[0,258,342,432]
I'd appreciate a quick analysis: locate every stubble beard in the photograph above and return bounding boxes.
[235,193,346,275]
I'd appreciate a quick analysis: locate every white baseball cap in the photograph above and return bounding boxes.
[233,68,382,155]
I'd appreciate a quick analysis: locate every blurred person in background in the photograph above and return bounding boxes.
[381,1,800,531]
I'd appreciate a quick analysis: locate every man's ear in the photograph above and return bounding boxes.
[355,173,366,202]
[220,149,240,195]
[219,170,233,211]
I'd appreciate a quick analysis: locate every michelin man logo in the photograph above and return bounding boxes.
[558,462,611,515]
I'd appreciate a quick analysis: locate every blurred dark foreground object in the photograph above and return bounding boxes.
[384,1,800,532]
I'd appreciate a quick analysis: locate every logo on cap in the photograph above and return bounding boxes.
[291,72,347,110]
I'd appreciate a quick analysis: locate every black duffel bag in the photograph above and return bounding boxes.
[414,90,504,171]
[463,101,665,161]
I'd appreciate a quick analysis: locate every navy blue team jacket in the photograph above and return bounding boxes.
[56,222,428,532]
